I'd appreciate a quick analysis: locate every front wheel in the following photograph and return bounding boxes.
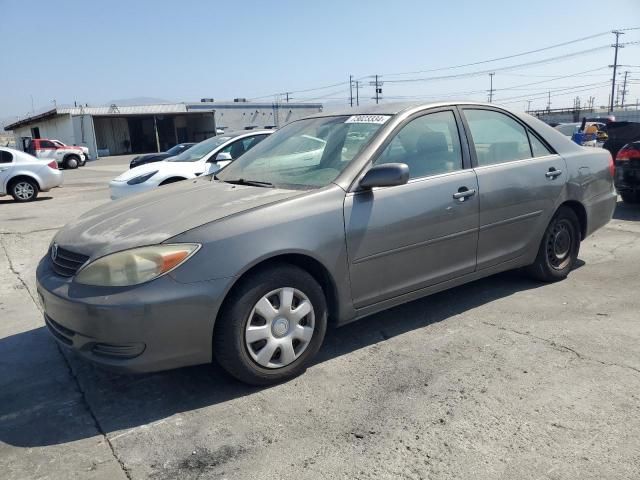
[213,264,327,385]
[526,206,581,282]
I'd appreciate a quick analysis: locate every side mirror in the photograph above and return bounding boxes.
[359,163,409,189]
[215,151,232,162]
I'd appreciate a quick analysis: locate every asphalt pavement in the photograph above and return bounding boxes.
[1,156,639,479]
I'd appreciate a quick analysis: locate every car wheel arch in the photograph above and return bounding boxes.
[558,199,587,240]
[215,252,341,329]
[159,177,187,186]
[7,174,41,191]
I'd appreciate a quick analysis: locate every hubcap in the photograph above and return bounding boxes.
[546,219,573,269]
[245,287,315,369]
[15,182,34,200]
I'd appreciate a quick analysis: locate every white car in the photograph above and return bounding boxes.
[109,130,271,200]
[0,147,63,202]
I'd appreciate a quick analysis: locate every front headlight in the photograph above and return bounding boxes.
[75,244,200,286]
[127,170,158,185]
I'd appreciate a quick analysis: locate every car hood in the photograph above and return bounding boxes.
[53,180,304,258]
[114,160,203,181]
[132,153,169,163]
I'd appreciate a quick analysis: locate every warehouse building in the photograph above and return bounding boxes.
[4,100,322,159]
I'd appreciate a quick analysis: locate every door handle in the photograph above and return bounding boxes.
[453,187,476,201]
[545,168,562,179]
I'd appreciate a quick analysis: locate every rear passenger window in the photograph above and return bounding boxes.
[528,132,553,157]
[464,109,532,166]
[0,151,13,163]
[375,110,463,179]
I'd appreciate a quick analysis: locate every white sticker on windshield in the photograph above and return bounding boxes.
[345,115,391,125]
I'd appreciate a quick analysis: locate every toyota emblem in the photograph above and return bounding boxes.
[51,243,58,262]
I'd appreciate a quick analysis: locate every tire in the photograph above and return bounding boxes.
[10,178,39,202]
[213,264,328,385]
[526,206,581,282]
[620,191,640,204]
[63,155,79,169]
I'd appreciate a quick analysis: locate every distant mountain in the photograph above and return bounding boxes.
[104,97,174,106]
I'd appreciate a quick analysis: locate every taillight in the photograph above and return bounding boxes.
[616,148,637,162]
[47,161,58,170]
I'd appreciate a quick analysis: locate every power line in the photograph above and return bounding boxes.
[382,45,612,84]
[380,31,614,77]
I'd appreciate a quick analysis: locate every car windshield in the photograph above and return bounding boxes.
[168,136,233,162]
[216,115,387,189]
[556,124,578,135]
[166,144,189,155]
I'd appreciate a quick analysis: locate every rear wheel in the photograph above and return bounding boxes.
[526,206,580,282]
[10,178,39,202]
[213,264,327,385]
[63,155,79,169]
[621,191,640,204]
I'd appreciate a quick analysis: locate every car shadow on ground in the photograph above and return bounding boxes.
[0,196,53,205]
[0,269,547,448]
[613,201,640,221]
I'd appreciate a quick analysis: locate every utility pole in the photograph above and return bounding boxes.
[547,91,551,112]
[488,73,495,103]
[349,75,353,107]
[356,80,360,106]
[621,70,629,108]
[527,100,532,112]
[609,30,625,113]
[285,92,290,103]
[374,75,380,104]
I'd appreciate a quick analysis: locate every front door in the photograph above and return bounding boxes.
[344,109,479,308]
[460,107,567,270]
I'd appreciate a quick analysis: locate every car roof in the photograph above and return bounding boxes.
[307,100,496,118]
[219,129,274,137]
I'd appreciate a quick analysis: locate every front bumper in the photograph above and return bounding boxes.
[36,256,232,373]
[109,180,154,200]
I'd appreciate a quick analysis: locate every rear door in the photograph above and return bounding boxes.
[460,107,566,270]
[344,108,479,308]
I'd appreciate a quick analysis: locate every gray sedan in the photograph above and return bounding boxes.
[36,102,616,385]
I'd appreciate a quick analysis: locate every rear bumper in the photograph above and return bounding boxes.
[39,170,63,192]
[584,189,617,237]
[615,165,640,193]
[36,256,232,373]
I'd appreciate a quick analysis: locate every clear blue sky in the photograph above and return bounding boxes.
[1,0,639,122]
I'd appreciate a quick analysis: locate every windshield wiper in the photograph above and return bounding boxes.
[223,178,274,188]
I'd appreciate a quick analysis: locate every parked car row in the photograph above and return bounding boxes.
[110,131,272,199]
[37,101,617,386]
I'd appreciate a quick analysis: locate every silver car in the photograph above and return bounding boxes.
[0,147,63,202]
[36,102,616,385]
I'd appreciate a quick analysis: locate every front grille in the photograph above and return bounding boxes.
[51,246,89,277]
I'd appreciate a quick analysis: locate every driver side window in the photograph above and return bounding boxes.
[375,111,463,179]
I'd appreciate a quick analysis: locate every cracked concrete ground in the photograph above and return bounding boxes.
[1,156,639,479]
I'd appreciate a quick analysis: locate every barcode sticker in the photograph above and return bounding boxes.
[345,115,391,125]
